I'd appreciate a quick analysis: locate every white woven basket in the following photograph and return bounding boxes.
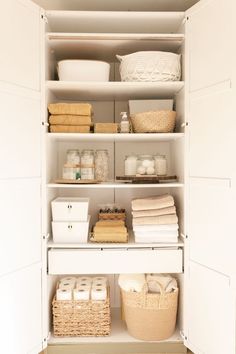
[117,51,181,82]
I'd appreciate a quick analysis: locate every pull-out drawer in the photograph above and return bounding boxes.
[48,248,183,274]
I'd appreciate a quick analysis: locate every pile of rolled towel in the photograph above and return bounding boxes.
[131,194,179,243]
[48,102,93,133]
[118,273,178,293]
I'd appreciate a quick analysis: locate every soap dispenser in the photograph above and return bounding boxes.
[120,112,130,133]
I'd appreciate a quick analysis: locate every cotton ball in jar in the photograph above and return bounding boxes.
[142,159,153,168]
[146,167,155,175]
[137,166,146,175]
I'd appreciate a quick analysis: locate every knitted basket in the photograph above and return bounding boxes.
[117,51,181,82]
[131,110,176,133]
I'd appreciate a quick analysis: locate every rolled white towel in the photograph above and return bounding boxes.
[118,274,145,292]
[146,274,178,293]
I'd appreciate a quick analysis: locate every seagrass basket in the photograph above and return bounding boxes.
[52,288,111,337]
[121,282,178,341]
[131,110,176,133]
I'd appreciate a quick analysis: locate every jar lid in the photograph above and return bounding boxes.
[138,155,153,159]
[82,149,94,153]
[155,154,166,159]
[67,149,80,153]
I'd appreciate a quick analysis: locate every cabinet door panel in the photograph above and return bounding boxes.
[0,0,41,90]
[186,262,235,354]
[0,264,42,354]
[187,0,231,92]
[0,179,41,276]
[0,89,41,178]
[189,87,233,178]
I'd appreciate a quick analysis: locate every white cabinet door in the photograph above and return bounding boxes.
[185,1,236,353]
[0,0,44,353]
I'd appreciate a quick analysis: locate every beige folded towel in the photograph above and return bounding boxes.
[131,194,174,211]
[93,232,128,243]
[146,274,178,293]
[95,123,118,133]
[132,214,178,225]
[94,226,127,234]
[49,125,90,133]
[48,103,92,116]
[49,115,92,126]
[132,206,176,218]
[96,220,125,227]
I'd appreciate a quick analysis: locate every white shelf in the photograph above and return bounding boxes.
[47,182,184,189]
[47,33,184,61]
[47,132,184,142]
[48,308,182,344]
[47,235,184,249]
[46,11,185,34]
[46,81,184,100]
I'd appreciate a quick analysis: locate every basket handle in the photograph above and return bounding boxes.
[141,280,170,310]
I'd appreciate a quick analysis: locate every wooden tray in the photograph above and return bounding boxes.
[53,179,99,184]
[116,175,177,184]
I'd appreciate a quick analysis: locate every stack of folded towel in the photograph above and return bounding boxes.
[48,102,93,133]
[92,220,128,243]
[132,194,179,243]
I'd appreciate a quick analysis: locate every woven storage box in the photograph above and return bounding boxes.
[121,283,178,341]
[131,110,176,133]
[52,288,111,337]
[117,51,181,82]
[99,212,126,221]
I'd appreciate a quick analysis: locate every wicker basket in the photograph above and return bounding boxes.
[121,282,178,341]
[99,212,126,221]
[131,110,176,133]
[52,288,111,337]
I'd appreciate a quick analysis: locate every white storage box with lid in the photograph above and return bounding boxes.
[51,197,89,222]
[129,99,174,115]
[57,60,110,81]
[52,216,91,243]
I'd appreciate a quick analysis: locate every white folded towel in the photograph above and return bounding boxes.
[134,230,179,238]
[146,274,178,293]
[118,274,145,292]
[133,224,179,232]
[134,235,178,243]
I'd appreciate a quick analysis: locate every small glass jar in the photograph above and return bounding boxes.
[81,149,95,180]
[62,164,81,180]
[124,154,137,176]
[136,155,155,175]
[155,155,167,176]
[95,150,109,181]
[66,149,80,165]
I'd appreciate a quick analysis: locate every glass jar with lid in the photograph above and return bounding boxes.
[155,155,167,176]
[62,164,81,180]
[124,154,137,176]
[81,149,95,180]
[136,155,155,175]
[66,149,80,165]
[95,149,109,181]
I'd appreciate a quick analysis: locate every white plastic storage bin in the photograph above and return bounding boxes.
[57,60,110,81]
[52,216,91,243]
[51,197,89,222]
[129,99,174,114]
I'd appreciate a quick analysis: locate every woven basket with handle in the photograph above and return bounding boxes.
[121,280,178,341]
[131,110,176,133]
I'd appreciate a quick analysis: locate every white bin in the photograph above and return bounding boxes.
[52,216,91,243]
[58,60,110,81]
[51,197,89,222]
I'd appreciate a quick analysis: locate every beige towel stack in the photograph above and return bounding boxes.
[92,220,128,243]
[48,103,93,133]
[131,194,179,243]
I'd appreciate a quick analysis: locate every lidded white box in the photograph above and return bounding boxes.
[51,197,89,222]
[52,216,91,244]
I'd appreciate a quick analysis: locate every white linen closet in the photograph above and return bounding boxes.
[0,0,235,353]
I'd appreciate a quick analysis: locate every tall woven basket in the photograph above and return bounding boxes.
[121,282,178,341]
[52,288,111,337]
[131,110,176,133]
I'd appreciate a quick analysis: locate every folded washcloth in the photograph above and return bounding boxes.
[49,125,90,133]
[92,232,128,242]
[146,274,178,293]
[133,224,179,232]
[131,194,174,211]
[132,206,176,218]
[49,115,92,126]
[118,274,145,292]
[134,230,179,238]
[48,103,92,116]
[132,214,178,226]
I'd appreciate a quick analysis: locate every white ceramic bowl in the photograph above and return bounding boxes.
[58,60,110,81]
